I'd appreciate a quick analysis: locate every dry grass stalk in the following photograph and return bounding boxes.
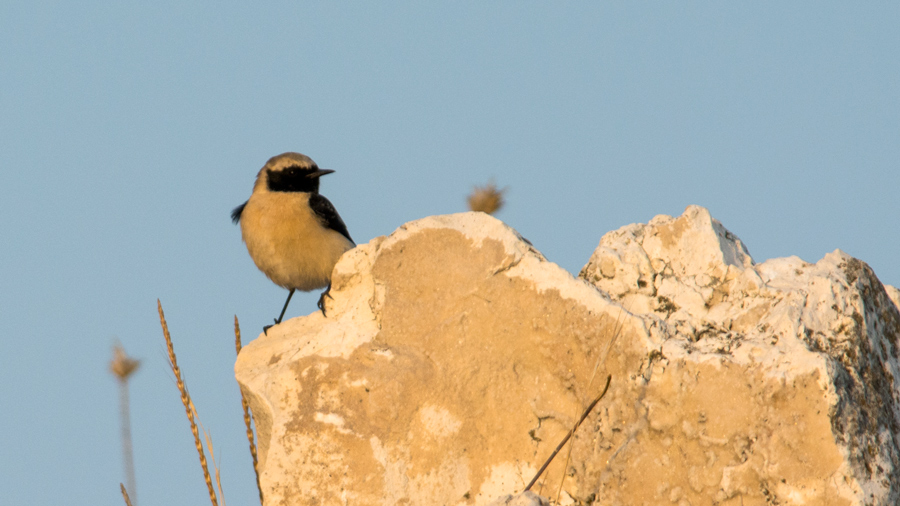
[552,305,629,501]
[192,399,226,506]
[235,315,264,505]
[467,181,506,215]
[120,483,134,506]
[523,375,611,492]
[111,344,140,505]
[157,300,220,506]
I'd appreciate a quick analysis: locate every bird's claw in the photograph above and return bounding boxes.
[317,287,334,317]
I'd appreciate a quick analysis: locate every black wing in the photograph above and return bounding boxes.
[309,194,354,244]
[231,201,247,224]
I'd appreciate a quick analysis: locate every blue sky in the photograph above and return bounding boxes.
[2,3,898,505]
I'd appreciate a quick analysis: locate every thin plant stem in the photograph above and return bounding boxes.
[524,375,611,492]
[554,304,630,501]
[119,381,137,505]
[120,483,134,506]
[193,401,226,506]
[158,300,219,506]
[235,315,263,505]
[111,344,140,505]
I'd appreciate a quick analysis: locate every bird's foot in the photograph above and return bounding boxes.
[317,284,334,317]
[263,317,281,335]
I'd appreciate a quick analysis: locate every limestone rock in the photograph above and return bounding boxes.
[236,213,636,505]
[235,208,900,506]
[579,205,900,505]
[886,285,900,313]
[486,491,550,506]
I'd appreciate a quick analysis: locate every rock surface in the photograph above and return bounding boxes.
[486,491,550,506]
[235,207,900,506]
[579,205,900,505]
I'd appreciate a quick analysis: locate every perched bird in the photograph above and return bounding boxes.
[232,152,354,332]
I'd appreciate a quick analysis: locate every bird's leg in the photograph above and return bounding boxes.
[317,283,333,317]
[264,289,295,335]
[275,289,296,323]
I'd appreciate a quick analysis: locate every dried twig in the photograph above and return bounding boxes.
[524,375,612,492]
[120,483,134,506]
[158,300,219,506]
[111,344,140,505]
[553,305,629,500]
[235,315,263,505]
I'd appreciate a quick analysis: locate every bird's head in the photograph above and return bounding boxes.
[254,152,335,194]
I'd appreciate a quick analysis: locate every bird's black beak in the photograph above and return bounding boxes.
[308,168,335,178]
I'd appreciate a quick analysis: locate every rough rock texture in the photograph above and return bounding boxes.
[486,491,550,506]
[578,205,900,505]
[235,213,633,505]
[235,207,900,506]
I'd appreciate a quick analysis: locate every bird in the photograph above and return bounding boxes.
[232,152,354,333]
